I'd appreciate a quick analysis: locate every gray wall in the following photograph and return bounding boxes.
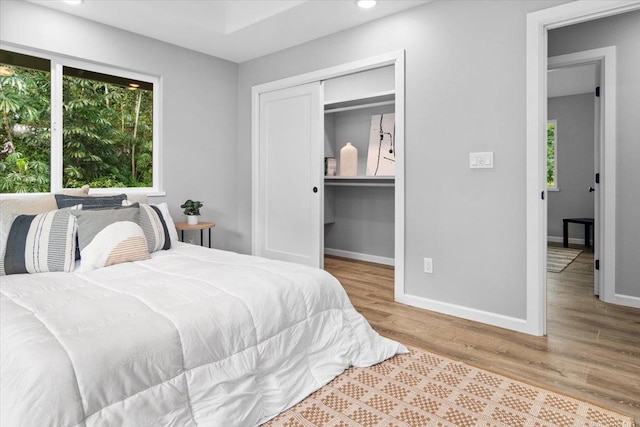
[549,10,640,297]
[547,94,595,241]
[238,0,568,320]
[324,104,395,259]
[0,1,241,251]
[325,186,394,259]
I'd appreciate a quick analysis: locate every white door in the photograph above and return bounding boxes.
[256,82,323,267]
[593,67,602,296]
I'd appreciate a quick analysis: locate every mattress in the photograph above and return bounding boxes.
[0,243,405,426]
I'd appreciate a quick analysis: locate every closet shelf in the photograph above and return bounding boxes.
[324,91,395,114]
[324,176,395,187]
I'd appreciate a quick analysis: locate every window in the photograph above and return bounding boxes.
[0,48,160,194]
[547,120,557,190]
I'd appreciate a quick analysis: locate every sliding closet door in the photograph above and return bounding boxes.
[256,82,322,267]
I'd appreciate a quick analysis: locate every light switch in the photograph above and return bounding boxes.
[470,152,494,169]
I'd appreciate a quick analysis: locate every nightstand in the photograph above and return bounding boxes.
[174,221,216,248]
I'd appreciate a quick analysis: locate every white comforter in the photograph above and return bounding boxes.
[1,244,405,426]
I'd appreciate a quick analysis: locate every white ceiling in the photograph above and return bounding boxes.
[26,0,430,63]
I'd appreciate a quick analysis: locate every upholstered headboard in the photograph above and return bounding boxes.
[0,186,149,224]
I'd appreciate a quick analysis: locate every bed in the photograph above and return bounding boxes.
[0,191,405,426]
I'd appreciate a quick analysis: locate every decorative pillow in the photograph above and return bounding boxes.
[0,221,6,254]
[121,201,172,252]
[0,210,78,276]
[138,203,171,252]
[71,206,150,272]
[56,194,128,260]
[153,202,179,246]
[55,193,127,210]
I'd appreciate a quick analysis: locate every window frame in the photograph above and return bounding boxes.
[0,44,163,196]
[546,119,558,192]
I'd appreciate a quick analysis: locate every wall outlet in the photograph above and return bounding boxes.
[424,257,433,274]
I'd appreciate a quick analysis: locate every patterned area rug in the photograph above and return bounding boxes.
[547,246,583,273]
[264,347,634,427]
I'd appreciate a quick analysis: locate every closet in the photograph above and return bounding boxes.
[323,66,395,265]
[252,51,404,276]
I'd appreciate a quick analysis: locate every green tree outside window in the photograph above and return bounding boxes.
[547,120,557,189]
[1,50,154,194]
[0,65,51,193]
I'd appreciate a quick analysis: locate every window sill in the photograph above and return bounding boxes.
[88,188,166,197]
[0,189,167,200]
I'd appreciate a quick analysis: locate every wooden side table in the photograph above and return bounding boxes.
[174,221,216,248]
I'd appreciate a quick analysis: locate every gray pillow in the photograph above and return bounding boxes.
[70,206,149,271]
[56,194,128,260]
[71,205,138,251]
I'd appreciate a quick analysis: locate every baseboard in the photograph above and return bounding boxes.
[324,248,394,266]
[396,293,532,335]
[547,235,593,246]
[609,293,640,309]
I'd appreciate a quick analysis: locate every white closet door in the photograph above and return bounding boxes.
[257,82,322,267]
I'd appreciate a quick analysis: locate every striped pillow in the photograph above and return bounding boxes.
[138,203,171,252]
[152,202,179,246]
[71,206,150,272]
[0,210,78,275]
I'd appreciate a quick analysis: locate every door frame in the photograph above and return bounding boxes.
[526,0,640,335]
[251,50,405,289]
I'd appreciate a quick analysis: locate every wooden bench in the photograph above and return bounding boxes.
[562,218,594,247]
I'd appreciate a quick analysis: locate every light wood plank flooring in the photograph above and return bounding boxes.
[325,246,640,424]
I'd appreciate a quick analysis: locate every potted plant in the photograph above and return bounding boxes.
[181,199,203,225]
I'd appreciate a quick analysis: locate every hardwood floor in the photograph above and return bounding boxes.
[325,247,640,424]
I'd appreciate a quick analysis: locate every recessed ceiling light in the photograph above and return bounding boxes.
[63,0,84,5]
[357,0,377,9]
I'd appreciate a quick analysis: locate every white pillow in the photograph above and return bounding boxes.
[0,220,8,271]
[152,202,179,246]
[0,220,6,254]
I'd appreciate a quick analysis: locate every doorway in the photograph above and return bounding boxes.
[547,55,602,289]
[546,59,599,302]
[526,1,640,336]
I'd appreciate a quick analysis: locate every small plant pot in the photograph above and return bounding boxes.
[187,215,198,225]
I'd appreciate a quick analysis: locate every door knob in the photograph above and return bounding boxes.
[588,187,595,192]
[313,187,318,193]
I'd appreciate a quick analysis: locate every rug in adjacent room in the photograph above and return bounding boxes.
[265,347,633,427]
[547,246,583,273]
